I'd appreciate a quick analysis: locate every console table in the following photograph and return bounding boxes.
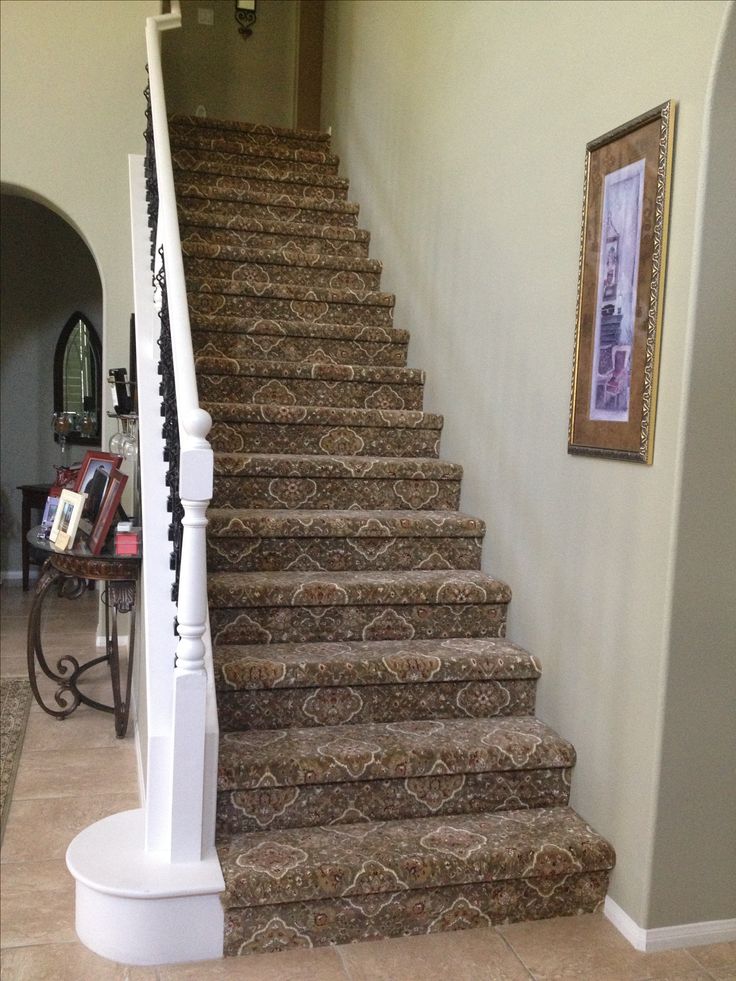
[26,527,140,738]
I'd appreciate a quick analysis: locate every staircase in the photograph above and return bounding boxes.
[170,114,615,957]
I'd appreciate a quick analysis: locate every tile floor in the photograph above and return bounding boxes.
[1,579,734,980]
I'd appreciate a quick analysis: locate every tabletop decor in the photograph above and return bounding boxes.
[73,450,123,525]
[49,488,87,550]
[568,101,675,463]
[88,468,128,555]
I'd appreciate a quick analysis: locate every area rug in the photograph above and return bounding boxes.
[0,678,32,844]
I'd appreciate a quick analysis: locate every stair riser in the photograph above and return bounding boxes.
[194,332,405,367]
[181,226,370,258]
[170,131,338,168]
[180,196,358,228]
[176,173,349,204]
[217,765,566,835]
[209,421,441,458]
[173,154,349,198]
[211,477,461,511]
[210,601,508,646]
[173,146,339,180]
[217,678,536,731]
[199,374,420,410]
[170,123,332,156]
[185,257,382,292]
[190,294,393,329]
[176,176,356,214]
[207,536,483,573]
[224,872,610,955]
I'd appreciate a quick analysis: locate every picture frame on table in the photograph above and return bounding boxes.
[49,489,87,551]
[88,468,128,556]
[40,493,61,537]
[568,101,675,464]
[73,450,123,527]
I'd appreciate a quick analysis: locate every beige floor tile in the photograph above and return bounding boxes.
[498,914,707,980]
[0,861,76,948]
[1,794,139,864]
[337,928,531,980]
[22,704,127,752]
[159,945,349,980]
[0,941,157,980]
[688,942,736,979]
[12,746,138,800]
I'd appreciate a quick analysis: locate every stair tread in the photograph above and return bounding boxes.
[184,242,381,274]
[219,805,615,908]
[214,636,540,690]
[208,508,484,539]
[170,114,330,143]
[197,357,419,384]
[212,452,460,478]
[203,401,440,428]
[188,278,393,306]
[169,131,338,166]
[218,715,574,792]
[173,149,348,188]
[178,184,359,216]
[179,210,369,241]
[207,568,511,608]
[192,318,405,343]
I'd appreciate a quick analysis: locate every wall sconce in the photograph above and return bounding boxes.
[235,0,256,39]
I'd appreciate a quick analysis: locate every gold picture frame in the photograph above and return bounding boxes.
[568,101,675,463]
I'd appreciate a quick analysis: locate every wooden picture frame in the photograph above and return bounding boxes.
[73,450,123,525]
[49,489,86,551]
[568,101,675,463]
[88,469,128,556]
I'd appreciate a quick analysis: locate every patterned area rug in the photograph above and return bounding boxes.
[0,678,32,843]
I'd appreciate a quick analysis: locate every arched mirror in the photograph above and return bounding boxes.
[53,312,102,445]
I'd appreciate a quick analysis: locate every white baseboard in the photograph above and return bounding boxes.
[1,569,36,581]
[605,897,736,951]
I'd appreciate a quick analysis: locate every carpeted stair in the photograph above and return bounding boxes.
[170,113,615,956]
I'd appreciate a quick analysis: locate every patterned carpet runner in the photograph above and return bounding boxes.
[0,678,32,843]
[171,114,615,956]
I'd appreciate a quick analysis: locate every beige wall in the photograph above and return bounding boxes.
[648,5,736,928]
[322,0,732,928]
[162,0,298,125]
[1,0,160,410]
[0,196,103,575]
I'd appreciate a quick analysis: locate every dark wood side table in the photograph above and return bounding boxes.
[17,484,51,590]
[26,527,141,738]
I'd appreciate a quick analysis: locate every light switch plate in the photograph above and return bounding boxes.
[197,8,214,26]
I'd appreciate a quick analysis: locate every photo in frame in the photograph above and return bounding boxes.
[568,101,675,463]
[87,468,127,555]
[73,450,123,526]
[49,489,87,550]
[40,493,61,537]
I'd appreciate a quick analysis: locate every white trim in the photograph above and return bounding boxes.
[1,569,37,581]
[605,897,736,952]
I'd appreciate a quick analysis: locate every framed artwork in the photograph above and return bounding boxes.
[568,101,675,463]
[73,451,123,525]
[88,469,127,555]
[49,489,86,550]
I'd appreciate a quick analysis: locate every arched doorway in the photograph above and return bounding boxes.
[0,192,103,579]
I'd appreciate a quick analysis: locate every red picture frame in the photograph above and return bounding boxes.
[73,450,123,524]
[87,468,128,555]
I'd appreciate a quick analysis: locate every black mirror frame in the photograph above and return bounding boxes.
[53,311,102,446]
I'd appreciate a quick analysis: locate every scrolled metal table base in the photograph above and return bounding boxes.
[27,556,137,739]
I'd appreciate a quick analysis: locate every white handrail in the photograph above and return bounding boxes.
[145,0,216,863]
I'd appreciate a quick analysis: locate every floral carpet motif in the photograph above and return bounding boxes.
[0,678,32,843]
[173,112,616,955]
